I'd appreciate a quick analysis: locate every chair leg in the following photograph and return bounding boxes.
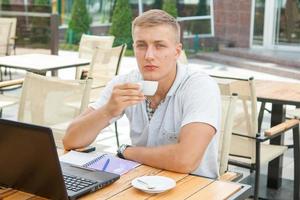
[293,125,300,200]
[0,67,2,82]
[254,141,261,200]
[258,102,266,133]
[114,121,120,147]
[9,69,12,80]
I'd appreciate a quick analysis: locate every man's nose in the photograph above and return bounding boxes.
[145,46,155,60]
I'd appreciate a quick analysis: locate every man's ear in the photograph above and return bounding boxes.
[175,43,183,59]
[132,42,136,56]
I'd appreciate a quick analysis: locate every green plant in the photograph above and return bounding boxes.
[109,0,133,49]
[124,49,134,57]
[67,0,91,44]
[59,43,79,51]
[1,0,10,5]
[162,0,178,18]
[153,0,162,9]
[33,0,50,5]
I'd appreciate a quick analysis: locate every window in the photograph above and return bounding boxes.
[57,0,214,38]
[177,0,214,38]
[87,0,114,25]
[131,0,214,38]
[59,0,115,25]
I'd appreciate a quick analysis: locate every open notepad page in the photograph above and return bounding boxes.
[59,151,141,175]
[83,154,140,175]
[59,150,101,166]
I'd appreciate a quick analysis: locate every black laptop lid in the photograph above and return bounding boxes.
[0,119,68,200]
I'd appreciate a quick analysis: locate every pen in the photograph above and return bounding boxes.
[102,158,110,171]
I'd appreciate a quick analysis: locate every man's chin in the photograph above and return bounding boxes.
[141,72,159,81]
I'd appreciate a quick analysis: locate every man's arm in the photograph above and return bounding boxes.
[123,122,216,174]
[63,83,145,150]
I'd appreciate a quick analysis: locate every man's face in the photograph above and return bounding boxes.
[133,25,182,81]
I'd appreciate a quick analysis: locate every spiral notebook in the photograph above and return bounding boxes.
[60,151,140,175]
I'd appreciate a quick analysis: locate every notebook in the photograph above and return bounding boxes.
[0,119,120,200]
[60,150,141,175]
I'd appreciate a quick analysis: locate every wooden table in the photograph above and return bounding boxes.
[0,54,89,76]
[256,79,300,192]
[0,164,251,200]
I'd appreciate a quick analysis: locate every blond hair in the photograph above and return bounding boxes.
[132,9,181,43]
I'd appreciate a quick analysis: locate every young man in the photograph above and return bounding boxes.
[63,9,221,178]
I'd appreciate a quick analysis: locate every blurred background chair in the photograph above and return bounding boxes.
[218,93,237,177]
[0,17,17,80]
[88,44,126,103]
[0,78,23,117]
[76,34,115,79]
[18,72,92,148]
[87,44,126,148]
[212,75,300,200]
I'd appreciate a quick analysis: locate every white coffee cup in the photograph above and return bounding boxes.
[139,80,158,96]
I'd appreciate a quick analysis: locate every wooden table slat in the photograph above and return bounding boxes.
[256,80,300,105]
[2,190,35,200]
[80,165,161,200]
[186,180,242,200]
[0,188,17,199]
[147,176,213,200]
[107,169,190,200]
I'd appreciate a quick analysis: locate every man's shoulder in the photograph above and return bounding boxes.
[181,68,217,89]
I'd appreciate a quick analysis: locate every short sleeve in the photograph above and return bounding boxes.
[181,75,221,133]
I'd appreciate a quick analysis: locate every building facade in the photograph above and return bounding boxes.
[1,0,299,51]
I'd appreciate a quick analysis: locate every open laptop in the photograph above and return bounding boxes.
[0,119,120,200]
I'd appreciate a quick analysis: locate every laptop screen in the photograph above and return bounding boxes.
[0,119,68,199]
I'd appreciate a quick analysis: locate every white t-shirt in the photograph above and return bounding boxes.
[90,65,221,178]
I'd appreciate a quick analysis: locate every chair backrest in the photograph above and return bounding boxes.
[0,20,12,56]
[18,73,92,127]
[0,17,17,55]
[76,34,115,79]
[177,49,188,65]
[88,44,127,88]
[218,94,237,175]
[78,34,115,59]
[212,75,258,163]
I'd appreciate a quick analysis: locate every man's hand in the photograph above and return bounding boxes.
[105,83,145,117]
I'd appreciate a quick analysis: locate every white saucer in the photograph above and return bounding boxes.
[131,176,176,193]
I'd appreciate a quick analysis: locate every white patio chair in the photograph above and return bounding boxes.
[18,72,92,148]
[218,93,237,176]
[88,44,127,103]
[0,17,17,80]
[212,75,300,200]
[0,78,23,117]
[76,34,115,79]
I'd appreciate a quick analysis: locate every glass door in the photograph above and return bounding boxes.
[252,0,300,51]
[274,0,300,48]
[252,0,265,46]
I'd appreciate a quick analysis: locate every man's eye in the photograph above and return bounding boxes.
[136,44,146,48]
[156,44,165,48]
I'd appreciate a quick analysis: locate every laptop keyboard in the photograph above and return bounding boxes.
[63,174,97,192]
